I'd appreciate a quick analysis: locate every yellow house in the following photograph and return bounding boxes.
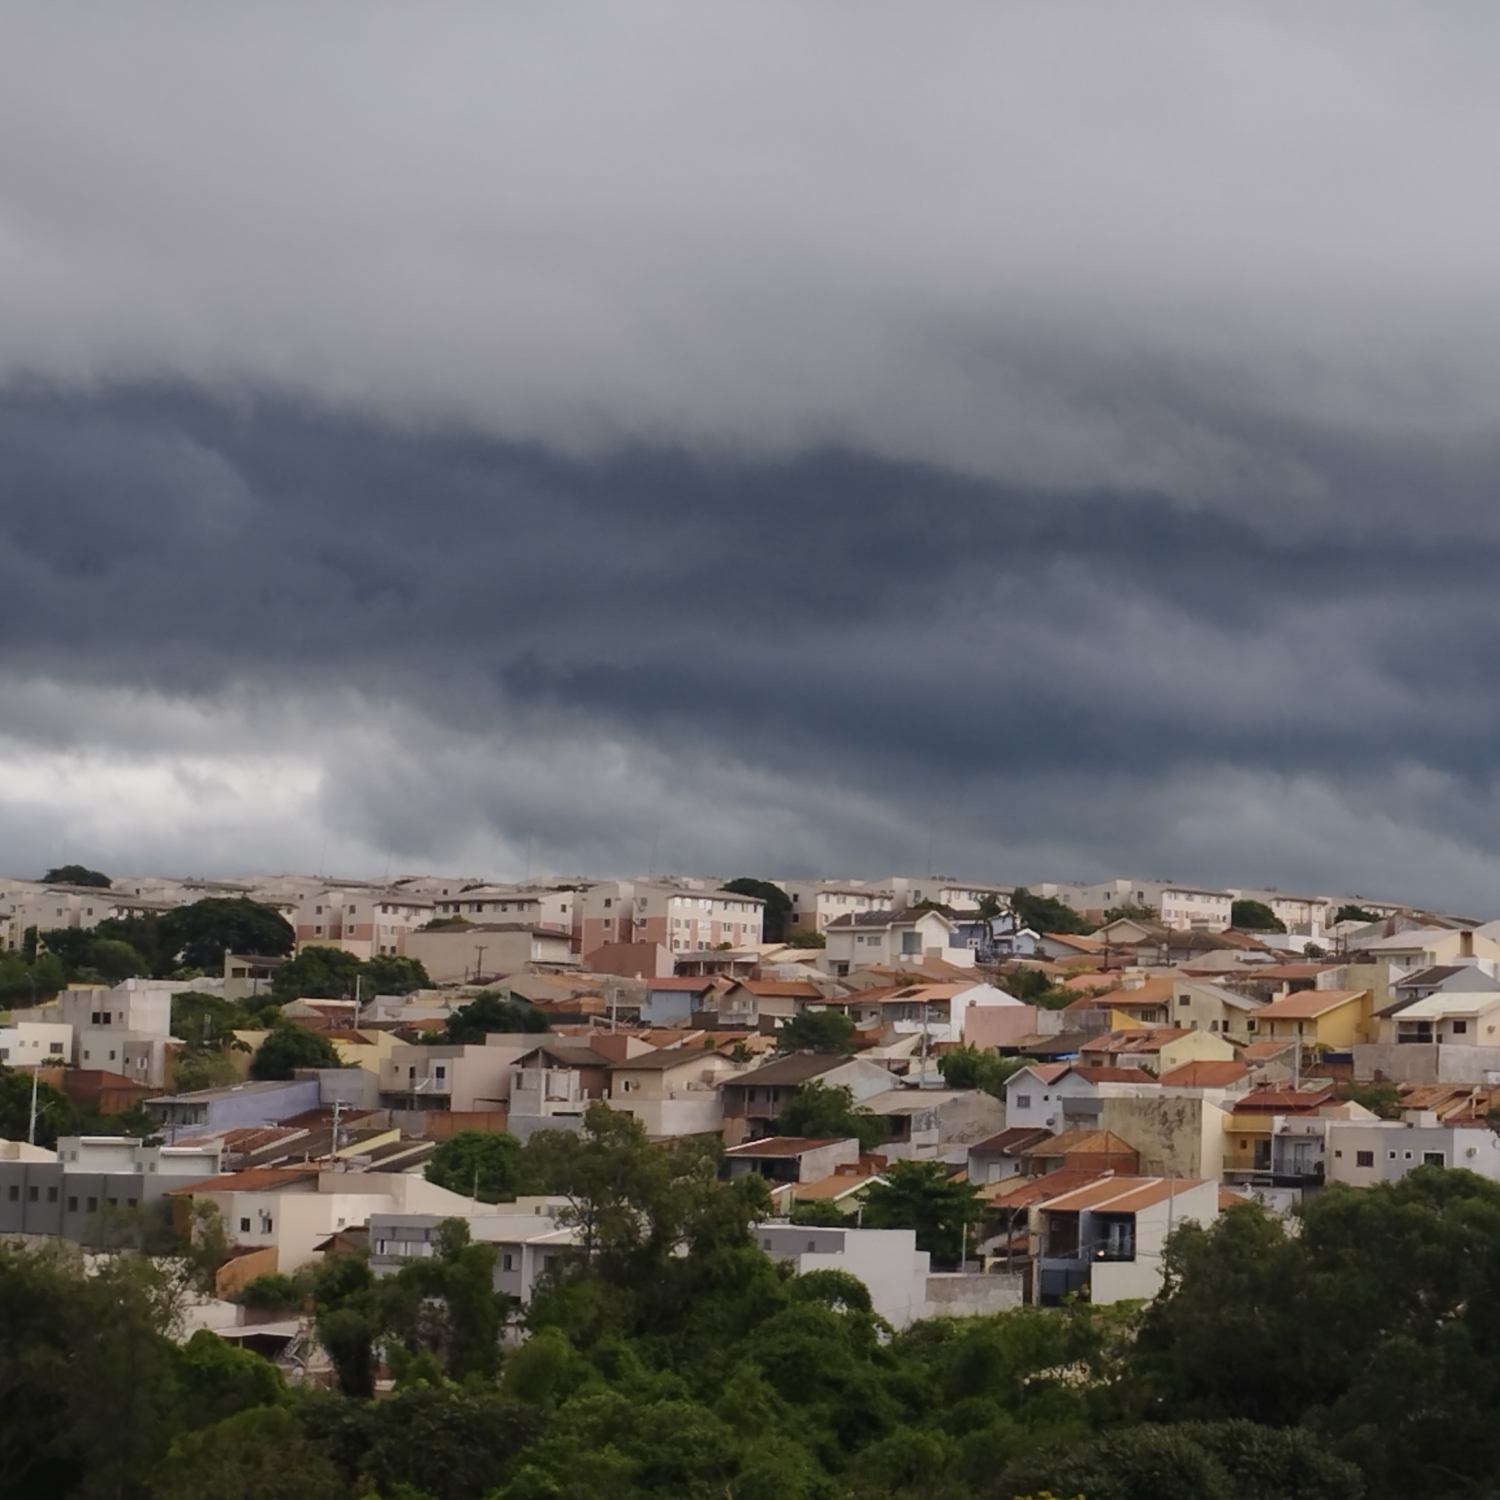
[1247,989,1374,1049]
[1156,1029,1237,1071]
[332,1028,402,1075]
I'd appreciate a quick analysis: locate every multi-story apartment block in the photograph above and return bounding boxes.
[1159,886,1234,931]
[430,885,575,933]
[780,882,889,935]
[575,879,764,957]
[292,885,436,958]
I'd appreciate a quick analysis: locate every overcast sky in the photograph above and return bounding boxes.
[3,4,1500,910]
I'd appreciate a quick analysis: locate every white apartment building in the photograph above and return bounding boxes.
[1159,886,1234,931]
[780,883,888,935]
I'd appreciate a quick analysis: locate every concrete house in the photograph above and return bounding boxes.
[507,1043,614,1131]
[608,1047,741,1136]
[1248,989,1375,1049]
[716,980,830,1029]
[859,1087,1006,1161]
[721,1136,862,1184]
[1004,1064,1160,1134]
[145,1078,324,1135]
[843,980,1024,1047]
[0,1135,223,1244]
[1326,1114,1500,1187]
[369,1204,577,1305]
[639,977,718,1027]
[822,909,973,978]
[718,1053,894,1144]
[1031,1176,1219,1303]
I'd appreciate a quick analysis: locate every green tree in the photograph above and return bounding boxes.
[431,990,549,1044]
[777,1080,886,1151]
[362,952,431,994]
[42,863,110,887]
[775,1009,856,1053]
[936,1044,1028,1098]
[85,936,149,982]
[1103,901,1160,924]
[159,897,296,972]
[171,990,256,1047]
[269,945,362,1001]
[1007,886,1091,936]
[249,1022,344,1080]
[863,1159,983,1266]
[1335,904,1381,925]
[723,878,791,942]
[151,1404,344,1500]
[1229,899,1285,932]
[426,1130,526,1203]
[0,1065,79,1147]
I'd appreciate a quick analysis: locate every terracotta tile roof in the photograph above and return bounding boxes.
[722,1136,848,1157]
[1080,1027,1191,1055]
[1232,1087,1336,1114]
[723,1053,853,1089]
[1022,1128,1137,1158]
[1037,1175,1211,1214]
[168,1165,320,1195]
[970,1126,1053,1155]
[983,1167,1107,1209]
[1158,1060,1251,1089]
[1016,1062,1072,1084]
[1242,1039,1295,1060]
[1068,1065,1154,1084]
[792,1167,883,1201]
[1255,989,1369,1021]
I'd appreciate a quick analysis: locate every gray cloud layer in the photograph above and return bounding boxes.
[3,7,1500,905]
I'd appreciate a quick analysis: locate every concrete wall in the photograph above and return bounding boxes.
[1354,1042,1500,1085]
[1099,1096,1227,1178]
[922,1271,1025,1318]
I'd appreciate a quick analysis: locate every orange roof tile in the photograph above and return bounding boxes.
[1158,1060,1251,1089]
[1255,989,1369,1021]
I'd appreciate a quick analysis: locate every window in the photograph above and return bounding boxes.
[48,1042,62,1054]
[127,1198,137,1208]
[46,1187,57,1203]
[1015,1095,1032,1109]
[240,1217,251,1232]
[1389,1151,1398,1160]
[1453,1020,1468,1035]
[501,1252,515,1271]
[67,1196,78,1212]
[1423,1152,1445,1167]
[1356,1150,1374,1168]
[1178,995,1191,1007]
[87,1197,98,1213]
[5,1185,16,1201]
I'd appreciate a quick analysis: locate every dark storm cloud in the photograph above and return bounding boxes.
[4,386,1500,907]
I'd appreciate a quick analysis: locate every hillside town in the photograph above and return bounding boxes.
[2,862,1490,1340]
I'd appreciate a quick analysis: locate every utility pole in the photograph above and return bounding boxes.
[474,945,487,983]
[27,1067,39,1146]
[331,1095,343,1157]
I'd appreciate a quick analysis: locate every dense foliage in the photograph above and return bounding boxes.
[427,990,551,1044]
[22,1122,1500,1500]
[1229,899,1286,933]
[249,1021,346,1080]
[723,877,791,941]
[776,1010,857,1053]
[777,1080,886,1151]
[1007,886,1092,936]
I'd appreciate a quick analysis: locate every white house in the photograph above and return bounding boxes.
[0,1020,71,1068]
[843,980,1023,1046]
[822,909,972,977]
[753,1223,1021,1327]
[1004,1063,1160,1134]
[1326,1115,1500,1188]
[1031,1176,1219,1304]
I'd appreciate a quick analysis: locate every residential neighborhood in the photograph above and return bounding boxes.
[3,861,1498,1498]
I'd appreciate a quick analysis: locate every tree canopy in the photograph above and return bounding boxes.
[158,897,296,970]
[935,1044,1027,1098]
[1007,886,1092,935]
[42,863,110,887]
[425,1130,527,1203]
[1335,903,1382,925]
[777,1080,886,1151]
[248,1022,344,1080]
[429,990,550,1044]
[862,1159,984,1267]
[722,877,790,942]
[775,1008,856,1053]
[1229,899,1286,932]
[269,946,364,1001]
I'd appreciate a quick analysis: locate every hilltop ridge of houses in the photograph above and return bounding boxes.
[4,864,1496,1354]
